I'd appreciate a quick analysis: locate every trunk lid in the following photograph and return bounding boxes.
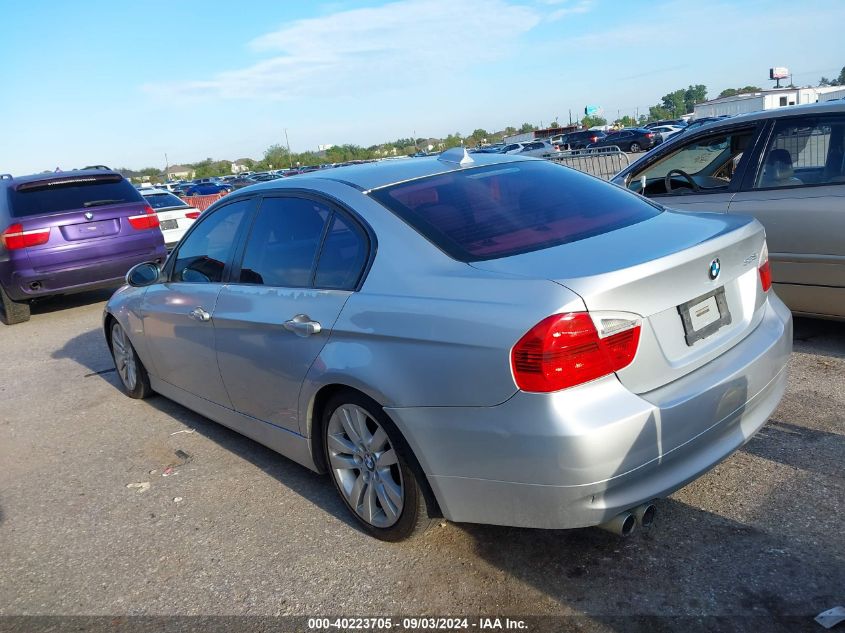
[471,210,768,393]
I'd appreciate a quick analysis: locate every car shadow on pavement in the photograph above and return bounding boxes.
[51,327,116,377]
[454,491,842,630]
[741,419,845,478]
[29,288,115,316]
[142,393,364,533]
[792,317,845,359]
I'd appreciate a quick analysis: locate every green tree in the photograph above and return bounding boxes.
[442,133,464,149]
[614,115,637,128]
[581,115,607,128]
[262,144,292,169]
[683,84,707,112]
[718,85,762,98]
[519,122,536,133]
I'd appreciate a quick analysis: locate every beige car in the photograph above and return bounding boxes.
[614,101,845,320]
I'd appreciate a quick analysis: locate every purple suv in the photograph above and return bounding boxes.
[0,169,167,324]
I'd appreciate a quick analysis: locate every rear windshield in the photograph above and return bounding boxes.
[368,160,661,261]
[144,192,189,209]
[8,174,143,217]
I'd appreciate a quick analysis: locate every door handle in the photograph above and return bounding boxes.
[189,307,211,322]
[283,314,322,337]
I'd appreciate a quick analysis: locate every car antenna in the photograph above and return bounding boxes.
[438,147,474,166]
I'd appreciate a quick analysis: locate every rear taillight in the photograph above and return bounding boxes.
[759,242,772,292]
[511,312,641,392]
[128,205,160,230]
[1,223,50,250]
[646,133,654,138]
[185,211,200,220]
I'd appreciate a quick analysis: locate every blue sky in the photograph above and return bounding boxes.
[2,0,843,173]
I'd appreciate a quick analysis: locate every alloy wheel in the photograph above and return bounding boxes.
[111,323,137,391]
[326,404,404,528]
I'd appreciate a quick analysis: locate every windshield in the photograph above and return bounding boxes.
[8,174,143,217]
[369,160,661,262]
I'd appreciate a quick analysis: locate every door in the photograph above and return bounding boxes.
[214,195,370,432]
[728,113,845,313]
[142,198,252,405]
[622,125,759,212]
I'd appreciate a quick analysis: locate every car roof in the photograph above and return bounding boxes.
[686,101,845,133]
[140,188,174,195]
[239,152,534,193]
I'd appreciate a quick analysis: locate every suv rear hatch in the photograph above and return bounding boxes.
[5,173,163,275]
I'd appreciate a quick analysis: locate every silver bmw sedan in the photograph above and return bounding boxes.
[105,149,792,541]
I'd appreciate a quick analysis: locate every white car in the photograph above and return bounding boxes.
[650,125,685,143]
[140,189,200,249]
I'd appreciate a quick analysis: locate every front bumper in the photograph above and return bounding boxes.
[386,295,792,529]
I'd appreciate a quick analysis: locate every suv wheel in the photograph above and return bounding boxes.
[323,392,432,541]
[0,286,31,325]
[630,142,641,153]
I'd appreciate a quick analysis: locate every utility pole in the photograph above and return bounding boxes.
[284,128,293,169]
[164,153,169,181]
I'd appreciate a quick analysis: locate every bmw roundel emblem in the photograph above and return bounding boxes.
[709,258,721,280]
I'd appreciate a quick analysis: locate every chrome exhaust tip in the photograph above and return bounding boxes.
[598,511,636,537]
[633,502,657,529]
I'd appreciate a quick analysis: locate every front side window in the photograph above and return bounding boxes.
[171,199,250,283]
[370,160,661,262]
[238,197,330,287]
[755,116,844,189]
[627,128,754,196]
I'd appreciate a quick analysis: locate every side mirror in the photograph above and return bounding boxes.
[126,262,161,287]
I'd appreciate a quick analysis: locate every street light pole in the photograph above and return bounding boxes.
[284,128,293,170]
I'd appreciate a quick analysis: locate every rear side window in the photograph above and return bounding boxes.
[369,160,661,262]
[8,174,143,217]
[314,214,368,289]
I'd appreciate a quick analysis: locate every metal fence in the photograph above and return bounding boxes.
[545,146,630,180]
[177,193,226,211]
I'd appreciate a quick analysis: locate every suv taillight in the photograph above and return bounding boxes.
[1,223,50,250]
[511,313,641,392]
[759,241,772,292]
[128,205,160,230]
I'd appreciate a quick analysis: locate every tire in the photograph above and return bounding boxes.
[0,285,31,325]
[629,142,641,153]
[323,391,432,541]
[110,320,153,399]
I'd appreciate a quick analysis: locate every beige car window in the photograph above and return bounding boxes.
[755,119,843,189]
[629,129,753,195]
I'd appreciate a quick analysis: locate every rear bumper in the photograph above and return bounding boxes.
[2,245,167,300]
[386,295,792,529]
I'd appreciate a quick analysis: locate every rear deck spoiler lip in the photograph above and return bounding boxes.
[15,173,123,192]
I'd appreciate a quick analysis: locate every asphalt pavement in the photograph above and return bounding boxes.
[0,290,842,632]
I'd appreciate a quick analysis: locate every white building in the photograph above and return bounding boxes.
[819,87,845,102]
[693,86,842,118]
